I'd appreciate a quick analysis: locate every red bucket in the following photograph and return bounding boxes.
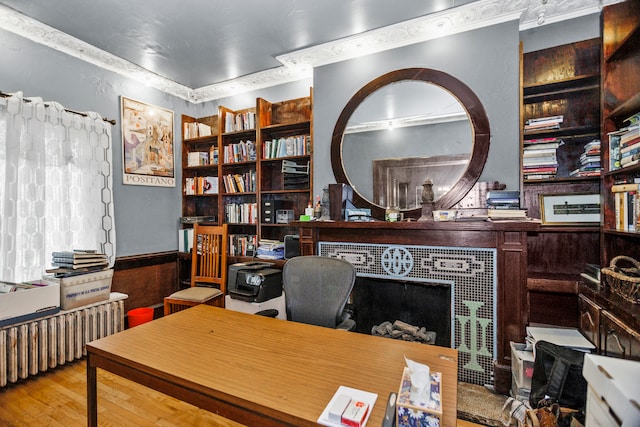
[127,307,154,328]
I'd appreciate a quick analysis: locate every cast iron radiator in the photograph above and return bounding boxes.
[0,294,127,387]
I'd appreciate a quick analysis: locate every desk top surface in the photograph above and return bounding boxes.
[87,305,458,426]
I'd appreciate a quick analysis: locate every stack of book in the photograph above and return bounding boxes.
[524,115,563,132]
[522,137,562,180]
[48,250,109,277]
[570,139,602,178]
[256,239,285,260]
[486,191,527,220]
[608,112,640,171]
[486,191,520,209]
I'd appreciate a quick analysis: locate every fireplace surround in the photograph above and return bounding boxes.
[319,241,496,385]
[296,220,538,387]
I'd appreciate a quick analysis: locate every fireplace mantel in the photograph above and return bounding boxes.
[295,219,540,386]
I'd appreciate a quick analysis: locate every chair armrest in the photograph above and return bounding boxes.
[255,309,279,318]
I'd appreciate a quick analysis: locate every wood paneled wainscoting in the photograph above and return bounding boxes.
[112,251,177,320]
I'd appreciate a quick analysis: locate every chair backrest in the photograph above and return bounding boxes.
[282,256,356,328]
[191,223,228,293]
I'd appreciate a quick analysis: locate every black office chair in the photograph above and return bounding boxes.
[259,256,357,330]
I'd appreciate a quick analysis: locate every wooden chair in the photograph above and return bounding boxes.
[164,223,228,315]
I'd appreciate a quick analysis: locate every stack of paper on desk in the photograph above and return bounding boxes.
[525,326,595,354]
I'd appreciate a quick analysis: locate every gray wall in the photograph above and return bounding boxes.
[313,21,522,198]
[0,13,600,257]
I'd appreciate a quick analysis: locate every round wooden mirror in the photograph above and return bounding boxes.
[331,68,490,219]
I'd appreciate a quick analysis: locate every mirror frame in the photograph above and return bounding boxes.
[331,68,490,219]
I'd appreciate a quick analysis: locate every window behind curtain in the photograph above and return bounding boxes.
[0,92,115,282]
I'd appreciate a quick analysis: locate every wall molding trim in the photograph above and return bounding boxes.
[0,0,617,103]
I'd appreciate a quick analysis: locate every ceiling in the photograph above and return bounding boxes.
[0,0,611,103]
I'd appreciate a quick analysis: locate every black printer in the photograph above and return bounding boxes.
[227,261,282,303]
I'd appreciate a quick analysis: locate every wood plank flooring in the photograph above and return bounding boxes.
[0,359,484,426]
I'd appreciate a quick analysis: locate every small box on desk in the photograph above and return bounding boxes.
[396,367,442,427]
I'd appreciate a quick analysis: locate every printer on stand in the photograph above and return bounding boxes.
[225,261,286,319]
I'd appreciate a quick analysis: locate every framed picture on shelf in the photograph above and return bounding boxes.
[121,96,175,187]
[539,193,600,226]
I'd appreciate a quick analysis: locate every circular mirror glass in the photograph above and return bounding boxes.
[331,68,490,219]
[342,81,472,209]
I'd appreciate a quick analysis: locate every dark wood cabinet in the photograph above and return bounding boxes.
[601,310,640,359]
[578,293,601,350]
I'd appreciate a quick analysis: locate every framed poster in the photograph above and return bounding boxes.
[121,96,175,187]
[539,193,600,225]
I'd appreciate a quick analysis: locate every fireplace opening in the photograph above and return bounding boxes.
[351,277,451,348]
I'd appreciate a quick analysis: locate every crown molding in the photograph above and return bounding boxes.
[0,0,617,103]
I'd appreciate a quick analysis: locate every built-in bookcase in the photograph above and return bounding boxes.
[178,89,313,287]
[519,39,602,328]
[600,0,640,266]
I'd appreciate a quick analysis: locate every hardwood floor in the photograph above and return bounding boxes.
[0,359,484,426]
[0,360,242,427]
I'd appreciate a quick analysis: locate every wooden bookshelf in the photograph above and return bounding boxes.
[577,0,640,360]
[520,39,602,328]
[177,90,313,288]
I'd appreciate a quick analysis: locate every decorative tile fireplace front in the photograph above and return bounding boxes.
[318,241,496,385]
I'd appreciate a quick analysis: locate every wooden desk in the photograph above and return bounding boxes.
[87,305,458,426]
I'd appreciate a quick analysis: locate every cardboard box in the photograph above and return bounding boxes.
[583,354,640,427]
[397,367,442,427]
[510,341,534,390]
[0,281,60,325]
[45,269,113,310]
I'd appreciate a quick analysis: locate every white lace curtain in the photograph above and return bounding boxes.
[0,92,115,282]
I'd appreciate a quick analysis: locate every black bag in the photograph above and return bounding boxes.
[529,340,588,410]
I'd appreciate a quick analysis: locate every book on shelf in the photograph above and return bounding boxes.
[523,148,557,157]
[224,140,256,163]
[225,202,257,224]
[224,111,256,132]
[51,259,109,269]
[187,151,209,167]
[526,115,564,125]
[228,234,257,257]
[613,189,640,232]
[184,122,213,139]
[488,208,527,220]
[620,140,640,155]
[611,183,640,192]
[524,137,564,145]
[51,250,106,260]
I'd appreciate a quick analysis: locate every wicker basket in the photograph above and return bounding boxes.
[601,256,640,304]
